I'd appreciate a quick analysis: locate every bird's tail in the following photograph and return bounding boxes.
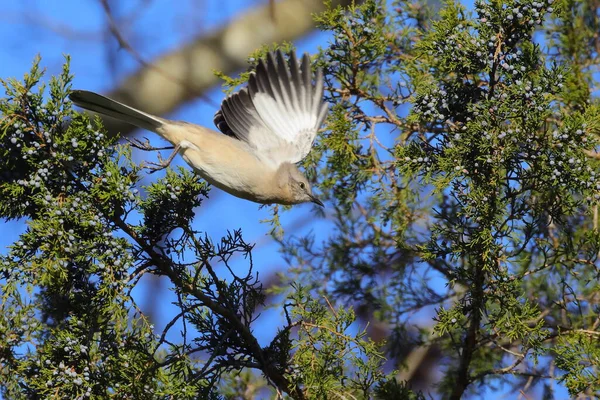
[69,90,164,132]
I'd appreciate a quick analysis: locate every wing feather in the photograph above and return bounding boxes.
[250,61,286,141]
[312,66,324,122]
[255,59,275,98]
[286,52,304,132]
[217,50,327,167]
[220,100,241,134]
[301,54,312,120]
[228,96,252,138]
[289,52,303,116]
[275,51,297,134]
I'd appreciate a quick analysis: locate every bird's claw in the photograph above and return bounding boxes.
[144,160,170,173]
[142,143,181,174]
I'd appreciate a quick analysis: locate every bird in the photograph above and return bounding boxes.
[68,50,328,206]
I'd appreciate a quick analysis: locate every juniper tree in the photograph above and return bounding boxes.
[1,0,600,399]
[275,0,600,398]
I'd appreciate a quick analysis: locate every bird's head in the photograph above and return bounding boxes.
[276,163,323,206]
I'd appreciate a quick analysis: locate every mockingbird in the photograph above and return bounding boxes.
[69,50,328,206]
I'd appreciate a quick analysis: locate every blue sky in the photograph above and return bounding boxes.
[0,0,572,398]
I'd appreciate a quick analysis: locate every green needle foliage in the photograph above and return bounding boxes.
[0,57,393,400]
[1,0,600,398]
[278,0,600,398]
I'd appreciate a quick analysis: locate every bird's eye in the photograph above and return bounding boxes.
[299,182,306,190]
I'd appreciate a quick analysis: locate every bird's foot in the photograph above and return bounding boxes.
[127,137,180,173]
[127,137,174,152]
[145,144,181,174]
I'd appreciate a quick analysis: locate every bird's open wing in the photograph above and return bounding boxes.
[214,50,328,169]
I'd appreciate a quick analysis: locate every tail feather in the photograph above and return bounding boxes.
[69,90,164,132]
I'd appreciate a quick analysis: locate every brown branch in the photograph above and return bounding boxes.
[94,0,358,138]
[110,215,306,399]
[99,0,218,108]
[450,265,485,400]
[67,167,305,398]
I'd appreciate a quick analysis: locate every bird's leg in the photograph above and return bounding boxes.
[127,137,174,152]
[146,143,181,173]
[127,137,180,173]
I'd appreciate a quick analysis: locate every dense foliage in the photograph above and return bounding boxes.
[1,0,599,398]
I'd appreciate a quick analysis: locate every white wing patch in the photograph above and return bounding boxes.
[217,51,328,169]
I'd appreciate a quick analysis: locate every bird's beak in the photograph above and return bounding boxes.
[309,194,324,207]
